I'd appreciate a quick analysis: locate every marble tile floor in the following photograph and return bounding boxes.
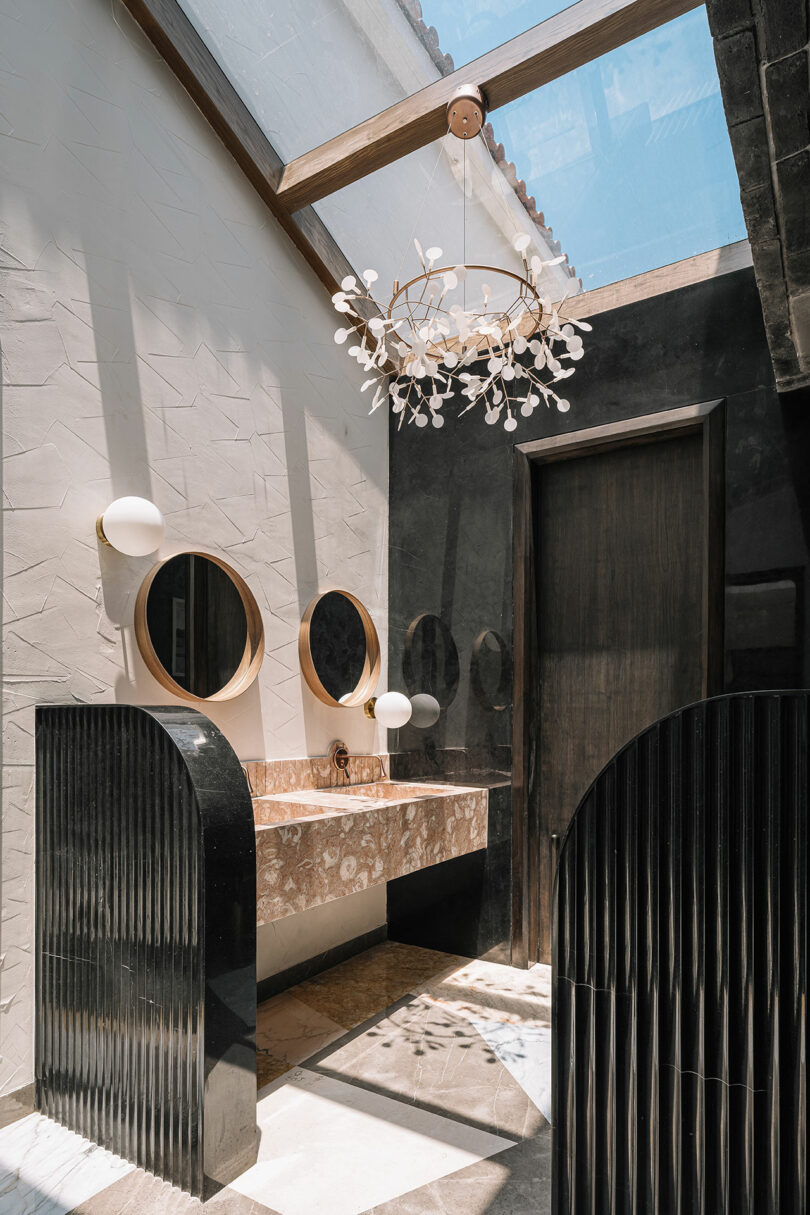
[0,1113,134,1215]
[1,943,552,1215]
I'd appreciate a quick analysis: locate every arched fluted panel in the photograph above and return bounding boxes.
[35,705,257,1198]
[553,691,807,1215]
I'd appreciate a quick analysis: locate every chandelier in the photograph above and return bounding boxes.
[332,86,591,432]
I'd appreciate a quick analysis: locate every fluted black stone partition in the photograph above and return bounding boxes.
[35,705,257,1198]
[553,691,807,1215]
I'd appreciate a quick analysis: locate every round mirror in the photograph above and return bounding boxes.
[135,552,264,702]
[471,629,512,712]
[402,613,459,708]
[299,590,381,708]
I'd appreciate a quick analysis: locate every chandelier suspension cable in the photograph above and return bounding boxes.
[463,138,467,311]
[396,136,446,287]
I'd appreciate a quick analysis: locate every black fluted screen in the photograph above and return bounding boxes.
[35,704,257,1197]
[553,691,807,1215]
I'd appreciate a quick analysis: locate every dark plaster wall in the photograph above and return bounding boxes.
[386,265,810,965]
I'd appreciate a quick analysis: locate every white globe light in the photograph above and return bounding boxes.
[409,693,441,729]
[98,496,165,556]
[373,691,412,730]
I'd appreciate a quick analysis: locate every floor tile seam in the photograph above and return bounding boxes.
[255,1028,344,1059]
[256,990,347,1032]
[268,948,470,1008]
[300,1060,526,1147]
[292,991,422,1068]
[282,993,401,1033]
[286,950,471,1004]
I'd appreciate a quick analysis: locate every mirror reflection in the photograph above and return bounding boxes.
[403,614,459,708]
[139,553,262,701]
[471,629,512,712]
[300,590,380,707]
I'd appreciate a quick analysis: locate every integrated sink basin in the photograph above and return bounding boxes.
[254,779,488,924]
[254,781,462,822]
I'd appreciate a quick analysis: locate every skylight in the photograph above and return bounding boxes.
[405,0,572,70]
[175,0,746,296]
[175,0,440,161]
[420,3,747,289]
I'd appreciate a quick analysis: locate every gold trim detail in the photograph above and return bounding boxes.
[298,591,381,709]
[96,514,111,546]
[134,551,265,704]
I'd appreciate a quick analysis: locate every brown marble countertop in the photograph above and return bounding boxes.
[254,780,488,925]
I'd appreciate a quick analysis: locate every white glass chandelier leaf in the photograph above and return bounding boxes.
[333,236,591,432]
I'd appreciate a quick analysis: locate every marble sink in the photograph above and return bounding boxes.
[254,780,488,925]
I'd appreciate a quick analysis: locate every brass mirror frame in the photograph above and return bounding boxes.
[134,551,265,703]
[299,590,381,708]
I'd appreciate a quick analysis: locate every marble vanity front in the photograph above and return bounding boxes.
[249,763,488,924]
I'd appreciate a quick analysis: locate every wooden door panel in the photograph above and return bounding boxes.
[536,433,705,959]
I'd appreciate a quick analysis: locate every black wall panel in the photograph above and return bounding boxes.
[35,704,257,1198]
[387,267,810,964]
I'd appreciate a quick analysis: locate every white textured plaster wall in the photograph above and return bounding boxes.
[0,0,388,1096]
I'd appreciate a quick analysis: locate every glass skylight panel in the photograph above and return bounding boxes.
[175,0,447,161]
[484,6,747,290]
[416,0,572,71]
[315,133,576,316]
[316,8,745,305]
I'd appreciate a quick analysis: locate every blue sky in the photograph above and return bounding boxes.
[418,3,746,289]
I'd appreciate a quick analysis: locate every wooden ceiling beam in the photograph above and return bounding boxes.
[277,0,702,212]
[564,240,753,318]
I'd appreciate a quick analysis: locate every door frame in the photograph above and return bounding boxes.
[511,399,725,966]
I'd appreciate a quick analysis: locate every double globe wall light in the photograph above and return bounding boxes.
[363,691,441,730]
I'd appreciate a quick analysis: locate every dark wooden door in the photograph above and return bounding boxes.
[535,432,706,961]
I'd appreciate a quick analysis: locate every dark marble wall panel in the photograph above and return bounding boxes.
[387,266,810,965]
[35,705,257,1198]
[553,691,809,1213]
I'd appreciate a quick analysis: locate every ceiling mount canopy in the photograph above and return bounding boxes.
[446,84,487,139]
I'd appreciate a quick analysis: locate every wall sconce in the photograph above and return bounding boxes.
[96,496,165,556]
[409,693,441,729]
[365,691,412,729]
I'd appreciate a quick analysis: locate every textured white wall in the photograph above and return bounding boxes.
[0,0,388,1096]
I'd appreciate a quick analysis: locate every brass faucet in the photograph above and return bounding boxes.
[329,740,350,783]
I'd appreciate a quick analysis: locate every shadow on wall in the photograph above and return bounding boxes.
[280,387,384,757]
[111,639,267,762]
[81,223,271,752]
[82,224,152,501]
